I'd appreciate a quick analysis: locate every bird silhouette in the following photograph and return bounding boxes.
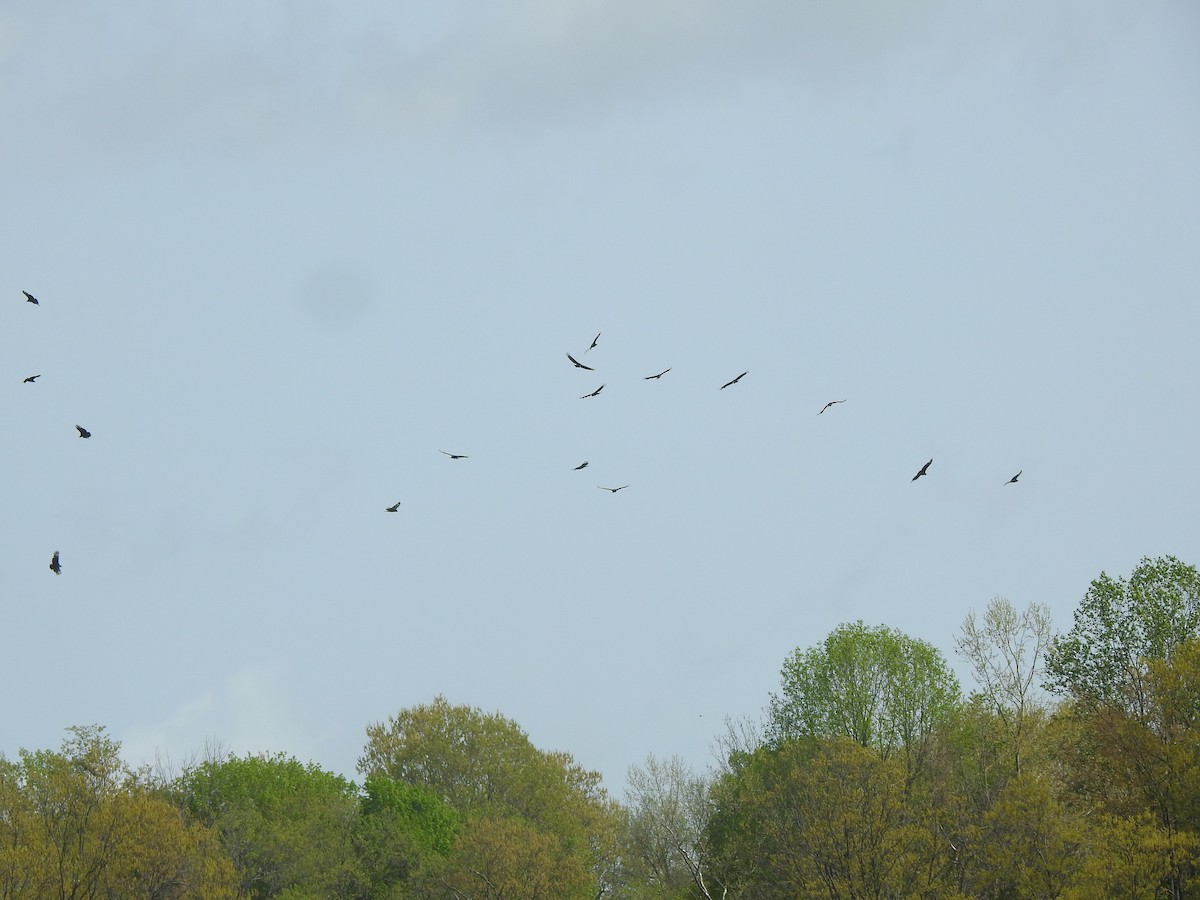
[76,425,91,439]
[23,291,38,305]
[819,399,847,414]
[385,501,401,512]
[566,353,594,371]
[580,384,604,398]
[1005,470,1022,485]
[912,459,932,481]
[598,485,629,493]
[574,461,589,470]
[49,551,61,575]
[720,371,748,389]
[440,450,467,459]
[644,368,671,380]
[585,332,600,353]
[23,375,40,383]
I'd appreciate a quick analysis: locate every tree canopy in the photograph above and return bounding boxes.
[6,557,1200,898]
[1045,554,1200,710]
[767,620,961,774]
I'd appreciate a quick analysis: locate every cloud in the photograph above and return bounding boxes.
[120,662,310,774]
[9,0,953,149]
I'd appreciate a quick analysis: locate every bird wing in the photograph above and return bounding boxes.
[566,353,593,370]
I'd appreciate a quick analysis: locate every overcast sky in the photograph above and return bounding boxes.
[3,0,1198,790]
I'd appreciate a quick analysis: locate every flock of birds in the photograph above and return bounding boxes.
[18,290,94,576]
[20,293,1024,567]
[379,329,1024,513]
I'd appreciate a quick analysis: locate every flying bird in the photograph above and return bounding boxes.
[912,459,933,481]
[720,371,748,390]
[574,461,589,470]
[566,353,594,371]
[440,450,467,459]
[385,501,401,512]
[598,485,629,493]
[23,291,38,305]
[585,332,600,353]
[580,384,604,398]
[76,425,91,439]
[1005,470,1022,485]
[819,399,847,414]
[644,368,671,380]
[23,375,40,383]
[49,551,61,575]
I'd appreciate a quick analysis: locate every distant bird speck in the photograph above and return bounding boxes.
[440,450,467,459]
[23,291,39,305]
[566,353,594,371]
[76,425,91,439]
[585,332,600,353]
[580,384,604,399]
[644,368,671,380]
[49,551,61,575]
[912,458,932,481]
[1005,470,1022,485]
[819,399,847,414]
[720,371,748,390]
[598,485,629,493]
[574,461,589,470]
[386,501,401,512]
[23,375,40,383]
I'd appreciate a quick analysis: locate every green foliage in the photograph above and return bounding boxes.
[1045,554,1200,709]
[6,557,1200,899]
[176,751,365,898]
[707,738,956,899]
[354,775,459,894]
[768,621,961,775]
[1064,813,1193,900]
[430,817,594,899]
[0,725,238,899]
[972,774,1086,897]
[360,696,621,900]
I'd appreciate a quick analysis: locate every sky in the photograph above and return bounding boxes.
[3,1,1198,793]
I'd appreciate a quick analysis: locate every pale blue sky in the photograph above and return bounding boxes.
[3,0,1198,789]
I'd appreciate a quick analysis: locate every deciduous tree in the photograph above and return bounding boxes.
[956,596,1052,775]
[1045,555,1200,712]
[360,696,621,899]
[768,621,960,777]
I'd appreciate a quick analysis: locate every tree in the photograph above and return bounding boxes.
[621,754,719,899]
[1049,638,1200,898]
[956,596,1053,775]
[359,696,621,899]
[973,774,1086,898]
[706,738,956,899]
[354,775,459,895]
[175,751,365,898]
[1064,813,1192,900]
[767,621,961,777]
[1044,555,1200,711]
[0,725,238,899]
[431,817,593,900]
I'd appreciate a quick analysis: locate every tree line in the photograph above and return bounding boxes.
[2,554,1198,898]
